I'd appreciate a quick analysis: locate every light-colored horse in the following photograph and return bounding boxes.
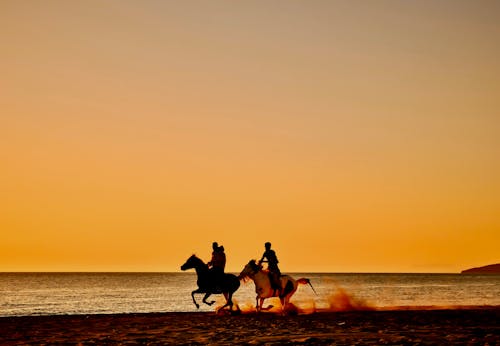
[238,260,316,313]
[181,255,240,312]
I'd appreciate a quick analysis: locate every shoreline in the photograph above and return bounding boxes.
[1,307,499,345]
[2,303,499,318]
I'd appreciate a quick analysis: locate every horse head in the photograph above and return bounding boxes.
[238,259,261,281]
[181,254,203,271]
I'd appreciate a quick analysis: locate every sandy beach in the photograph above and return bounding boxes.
[1,308,499,345]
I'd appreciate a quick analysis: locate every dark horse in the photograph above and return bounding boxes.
[180,255,240,311]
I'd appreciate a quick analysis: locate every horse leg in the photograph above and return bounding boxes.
[202,292,216,306]
[260,297,272,311]
[281,280,295,314]
[216,292,234,313]
[227,291,239,312]
[223,292,232,311]
[279,284,287,313]
[216,293,229,312]
[191,289,201,309]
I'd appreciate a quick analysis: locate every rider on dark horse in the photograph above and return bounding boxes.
[207,242,226,291]
[259,242,282,295]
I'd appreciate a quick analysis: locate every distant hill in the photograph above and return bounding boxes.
[461,263,500,274]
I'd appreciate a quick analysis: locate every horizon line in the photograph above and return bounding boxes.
[0,270,470,275]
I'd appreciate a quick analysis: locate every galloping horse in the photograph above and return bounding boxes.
[238,260,316,313]
[181,255,240,311]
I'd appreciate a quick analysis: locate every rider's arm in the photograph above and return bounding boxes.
[259,253,268,263]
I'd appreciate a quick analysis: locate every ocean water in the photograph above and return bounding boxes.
[0,273,499,317]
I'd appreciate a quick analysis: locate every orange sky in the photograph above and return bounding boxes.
[1,1,499,273]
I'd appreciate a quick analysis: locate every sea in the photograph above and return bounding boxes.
[1,273,499,317]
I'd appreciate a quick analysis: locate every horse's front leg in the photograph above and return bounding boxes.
[191,289,201,309]
[280,296,286,315]
[259,298,273,311]
[259,297,273,311]
[202,292,216,306]
[257,297,268,312]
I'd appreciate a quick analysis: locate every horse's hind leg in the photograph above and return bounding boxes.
[280,280,296,314]
[224,292,232,310]
[226,292,237,312]
[217,292,231,312]
[202,293,215,306]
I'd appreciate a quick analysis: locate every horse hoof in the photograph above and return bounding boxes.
[231,308,241,316]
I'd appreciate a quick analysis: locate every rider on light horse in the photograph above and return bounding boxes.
[259,242,281,296]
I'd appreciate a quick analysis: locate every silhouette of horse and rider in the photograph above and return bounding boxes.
[180,242,239,311]
[181,242,316,313]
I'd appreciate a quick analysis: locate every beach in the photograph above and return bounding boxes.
[1,308,499,345]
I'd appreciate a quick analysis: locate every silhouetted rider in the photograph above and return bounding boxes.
[259,242,281,294]
[208,242,226,290]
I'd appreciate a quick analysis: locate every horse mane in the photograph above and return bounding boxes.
[249,259,262,271]
[191,254,207,267]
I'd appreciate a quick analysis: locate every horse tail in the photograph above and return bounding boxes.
[297,278,317,295]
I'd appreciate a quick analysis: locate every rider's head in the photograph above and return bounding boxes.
[265,242,271,250]
[212,242,218,250]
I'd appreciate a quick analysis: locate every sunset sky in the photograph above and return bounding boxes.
[1,1,499,273]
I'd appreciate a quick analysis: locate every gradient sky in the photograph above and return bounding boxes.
[1,1,499,272]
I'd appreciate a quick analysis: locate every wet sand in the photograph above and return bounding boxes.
[1,308,499,345]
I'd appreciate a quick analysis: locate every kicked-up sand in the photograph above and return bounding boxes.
[1,308,499,345]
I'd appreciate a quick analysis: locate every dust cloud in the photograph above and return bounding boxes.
[214,282,484,315]
[215,284,375,314]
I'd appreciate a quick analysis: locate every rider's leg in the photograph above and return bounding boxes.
[214,268,223,291]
